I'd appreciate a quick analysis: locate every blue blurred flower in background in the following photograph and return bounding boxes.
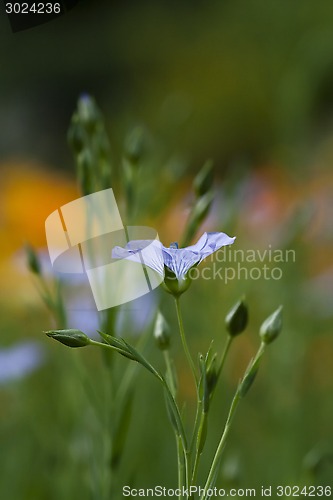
[115,291,159,337]
[0,341,45,385]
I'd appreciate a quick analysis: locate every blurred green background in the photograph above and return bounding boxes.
[0,0,332,499]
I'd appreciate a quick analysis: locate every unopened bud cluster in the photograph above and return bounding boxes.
[68,94,112,194]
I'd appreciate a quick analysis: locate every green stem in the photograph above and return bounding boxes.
[190,335,234,485]
[174,297,198,388]
[216,335,233,382]
[201,391,240,498]
[163,350,177,397]
[117,327,151,401]
[89,338,188,463]
[176,436,190,500]
[89,339,117,351]
[191,411,207,485]
[159,375,190,498]
[163,380,189,466]
[173,298,199,498]
[173,297,198,497]
[189,398,202,458]
[163,349,185,497]
[35,276,67,328]
[176,436,184,499]
[201,343,266,499]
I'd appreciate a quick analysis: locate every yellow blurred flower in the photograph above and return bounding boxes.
[0,161,78,304]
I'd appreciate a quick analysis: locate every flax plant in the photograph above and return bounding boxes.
[42,94,283,499]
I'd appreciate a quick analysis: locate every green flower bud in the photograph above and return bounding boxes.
[124,126,146,164]
[225,299,248,337]
[154,311,170,350]
[162,267,192,297]
[259,306,283,344]
[193,159,214,197]
[77,94,101,133]
[25,244,41,275]
[45,329,90,348]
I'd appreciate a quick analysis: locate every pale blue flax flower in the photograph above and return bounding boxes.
[112,232,235,296]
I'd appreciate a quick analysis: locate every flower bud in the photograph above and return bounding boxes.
[259,306,283,344]
[25,244,41,275]
[45,329,90,348]
[162,266,192,297]
[124,126,146,164]
[77,94,101,133]
[154,312,170,350]
[193,159,214,197]
[225,299,248,337]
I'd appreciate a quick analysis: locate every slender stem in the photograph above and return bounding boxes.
[173,297,198,498]
[103,374,113,499]
[176,436,184,499]
[117,328,151,400]
[173,296,197,497]
[191,412,207,485]
[163,350,177,397]
[190,335,234,486]
[201,343,266,499]
[89,337,191,496]
[189,397,202,458]
[35,276,67,328]
[90,339,116,351]
[162,349,185,497]
[201,390,240,499]
[163,380,188,455]
[185,451,191,499]
[157,374,190,497]
[216,335,233,382]
[89,338,188,455]
[175,297,198,388]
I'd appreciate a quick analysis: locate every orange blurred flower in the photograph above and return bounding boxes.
[0,161,78,304]
[0,161,78,258]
